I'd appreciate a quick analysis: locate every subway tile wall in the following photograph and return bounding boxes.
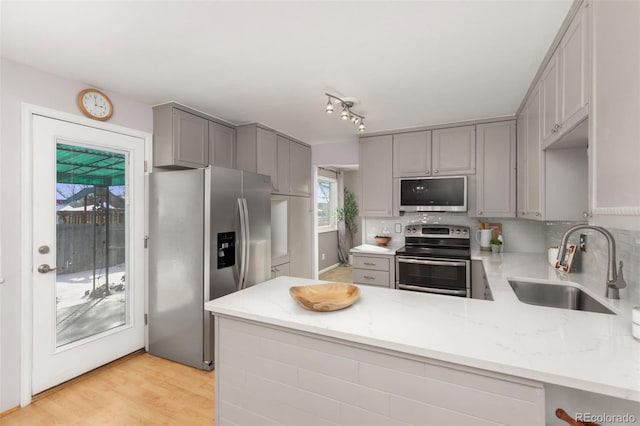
[545,222,640,292]
[363,213,547,253]
[364,216,640,291]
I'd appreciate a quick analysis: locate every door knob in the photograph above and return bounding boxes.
[37,264,57,273]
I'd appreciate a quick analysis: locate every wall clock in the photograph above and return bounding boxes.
[77,88,113,121]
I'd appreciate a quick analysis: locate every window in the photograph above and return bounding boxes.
[317,177,337,231]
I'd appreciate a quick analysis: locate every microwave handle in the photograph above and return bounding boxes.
[397,258,467,268]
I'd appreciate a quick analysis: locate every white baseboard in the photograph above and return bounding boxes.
[318,263,341,275]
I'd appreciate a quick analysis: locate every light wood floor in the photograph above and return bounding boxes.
[1,352,214,425]
[319,266,352,283]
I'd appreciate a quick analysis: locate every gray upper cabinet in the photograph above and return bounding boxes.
[520,86,544,219]
[541,2,589,149]
[541,50,560,147]
[392,131,432,177]
[289,141,311,196]
[237,123,311,196]
[153,105,209,168]
[256,128,278,191]
[209,121,236,169]
[589,0,640,224]
[432,125,476,175]
[559,2,589,134]
[276,135,291,195]
[360,135,393,217]
[288,196,312,279]
[475,121,516,218]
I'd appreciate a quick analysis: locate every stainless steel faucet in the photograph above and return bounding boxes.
[556,224,626,299]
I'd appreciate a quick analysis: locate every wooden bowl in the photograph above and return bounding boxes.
[289,283,360,312]
[374,236,391,246]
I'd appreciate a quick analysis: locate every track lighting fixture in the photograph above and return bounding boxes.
[325,93,366,132]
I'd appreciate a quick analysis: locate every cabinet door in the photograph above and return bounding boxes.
[590,0,640,227]
[275,135,290,194]
[288,196,312,278]
[516,112,527,218]
[256,128,277,191]
[541,51,560,147]
[431,126,476,175]
[392,131,432,177]
[209,121,236,169]
[290,142,311,196]
[524,87,543,219]
[360,135,393,216]
[559,3,589,133]
[172,109,209,168]
[475,121,516,218]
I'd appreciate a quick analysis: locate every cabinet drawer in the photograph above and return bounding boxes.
[352,269,390,287]
[352,256,390,271]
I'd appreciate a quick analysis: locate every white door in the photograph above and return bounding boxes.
[31,115,145,394]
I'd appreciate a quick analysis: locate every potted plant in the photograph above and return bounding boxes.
[336,188,359,259]
[490,238,502,253]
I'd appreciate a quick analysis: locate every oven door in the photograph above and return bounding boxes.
[396,256,470,297]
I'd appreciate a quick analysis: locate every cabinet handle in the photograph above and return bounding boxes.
[434,170,439,174]
[425,171,431,175]
[364,276,375,280]
[583,211,593,218]
[478,211,483,215]
[364,262,375,266]
[536,212,542,217]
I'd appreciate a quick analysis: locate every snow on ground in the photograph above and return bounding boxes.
[56,263,125,308]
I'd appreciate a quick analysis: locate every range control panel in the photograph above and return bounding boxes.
[404,225,470,239]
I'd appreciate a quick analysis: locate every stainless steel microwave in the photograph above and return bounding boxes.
[398,176,467,212]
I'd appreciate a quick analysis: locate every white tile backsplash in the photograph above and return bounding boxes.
[545,222,640,292]
[364,213,546,253]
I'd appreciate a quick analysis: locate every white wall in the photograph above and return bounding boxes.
[311,140,358,166]
[0,57,153,412]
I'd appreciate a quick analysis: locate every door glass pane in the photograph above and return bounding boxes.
[55,143,127,347]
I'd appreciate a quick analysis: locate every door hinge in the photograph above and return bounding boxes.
[144,313,148,325]
[144,161,148,173]
[144,235,149,248]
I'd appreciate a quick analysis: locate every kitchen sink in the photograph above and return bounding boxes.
[508,280,615,315]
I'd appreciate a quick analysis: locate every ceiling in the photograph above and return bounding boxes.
[1,1,572,145]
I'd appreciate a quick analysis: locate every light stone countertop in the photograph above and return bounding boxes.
[349,243,403,255]
[205,252,640,402]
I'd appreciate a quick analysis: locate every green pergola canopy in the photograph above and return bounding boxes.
[56,144,125,186]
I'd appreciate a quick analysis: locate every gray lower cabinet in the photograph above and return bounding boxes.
[288,196,312,279]
[209,121,236,169]
[351,253,394,288]
[475,121,516,218]
[431,125,476,176]
[270,262,290,278]
[359,135,393,217]
[471,260,493,301]
[153,105,209,168]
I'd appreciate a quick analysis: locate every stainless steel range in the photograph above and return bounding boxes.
[395,225,471,297]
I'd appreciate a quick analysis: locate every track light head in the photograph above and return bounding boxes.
[351,116,359,124]
[325,98,333,113]
[340,107,349,120]
[358,120,366,132]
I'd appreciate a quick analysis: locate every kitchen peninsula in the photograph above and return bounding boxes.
[205,253,640,425]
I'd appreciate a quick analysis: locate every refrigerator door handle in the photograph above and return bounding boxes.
[241,198,251,290]
[237,198,247,291]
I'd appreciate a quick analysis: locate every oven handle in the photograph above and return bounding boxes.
[397,258,467,267]
[398,284,467,296]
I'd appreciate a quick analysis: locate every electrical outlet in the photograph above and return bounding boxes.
[321,253,326,261]
[395,223,402,233]
[580,234,587,252]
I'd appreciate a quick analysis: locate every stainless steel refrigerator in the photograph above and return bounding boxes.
[148,166,271,370]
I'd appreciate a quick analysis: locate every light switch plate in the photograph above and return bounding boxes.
[395,223,402,233]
